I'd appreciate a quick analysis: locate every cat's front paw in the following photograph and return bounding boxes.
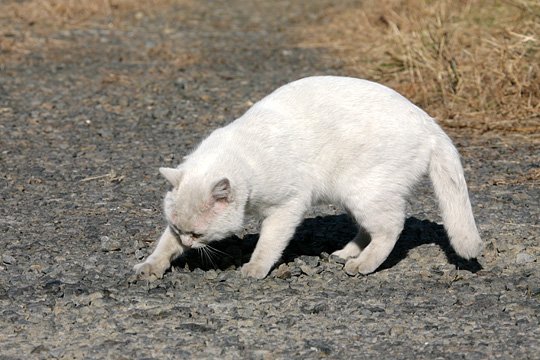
[133,258,170,279]
[241,261,270,279]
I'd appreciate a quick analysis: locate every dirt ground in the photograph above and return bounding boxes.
[0,1,538,359]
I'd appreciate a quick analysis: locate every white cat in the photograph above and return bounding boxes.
[133,76,482,279]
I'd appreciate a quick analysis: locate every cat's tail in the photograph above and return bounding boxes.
[428,129,483,259]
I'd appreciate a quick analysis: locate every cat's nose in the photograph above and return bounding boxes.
[180,235,193,247]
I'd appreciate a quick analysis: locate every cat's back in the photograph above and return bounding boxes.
[265,76,412,106]
[233,76,434,145]
[193,76,437,190]
[243,76,431,129]
[263,76,397,103]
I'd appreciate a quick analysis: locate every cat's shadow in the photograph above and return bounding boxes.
[172,215,481,273]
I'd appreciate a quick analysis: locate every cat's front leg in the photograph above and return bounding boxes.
[242,203,305,279]
[133,226,184,279]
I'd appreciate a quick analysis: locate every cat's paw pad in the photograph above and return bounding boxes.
[344,258,376,276]
[241,262,270,279]
[133,259,169,280]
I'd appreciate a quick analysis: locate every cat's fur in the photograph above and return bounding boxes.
[133,76,482,279]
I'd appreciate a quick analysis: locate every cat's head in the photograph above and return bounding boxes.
[159,167,245,249]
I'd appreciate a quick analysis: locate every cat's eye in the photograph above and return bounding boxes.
[170,225,202,239]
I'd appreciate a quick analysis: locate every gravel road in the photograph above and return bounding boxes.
[1,1,538,359]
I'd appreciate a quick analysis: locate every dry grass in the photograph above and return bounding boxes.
[297,0,540,134]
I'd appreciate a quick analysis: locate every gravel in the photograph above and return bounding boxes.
[0,1,538,359]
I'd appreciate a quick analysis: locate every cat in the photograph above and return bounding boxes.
[133,76,482,279]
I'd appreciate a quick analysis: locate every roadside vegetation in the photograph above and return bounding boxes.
[298,0,539,134]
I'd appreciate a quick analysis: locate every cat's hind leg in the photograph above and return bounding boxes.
[343,196,405,275]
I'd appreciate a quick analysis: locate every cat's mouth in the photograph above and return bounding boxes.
[169,224,205,248]
[190,242,205,249]
[180,233,206,249]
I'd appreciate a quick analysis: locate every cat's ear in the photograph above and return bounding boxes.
[211,178,231,202]
[159,167,183,187]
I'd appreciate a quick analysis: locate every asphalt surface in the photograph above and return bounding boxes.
[1,1,538,359]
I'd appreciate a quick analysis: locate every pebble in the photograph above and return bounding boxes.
[2,254,16,265]
[299,264,318,276]
[251,349,273,360]
[290,266,302,277]
[328,255,346,265]
[204,270,218,280]
[134,249,146,260]
[217,271,233,282]
[296,256,320,267]
[175,78,187,90]
[100,236,121,252]
[390,326,405,336]
[275,264,292,279]
[515,252,535,264]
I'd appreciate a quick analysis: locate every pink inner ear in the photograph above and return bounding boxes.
[212,178,230,201]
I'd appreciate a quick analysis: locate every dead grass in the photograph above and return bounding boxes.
[297,0,540,134]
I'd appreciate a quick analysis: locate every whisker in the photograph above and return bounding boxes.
[200,247,211,269]
[205,244,233,258]
[203,246,218,269]
[196,247,206,267]
[199,246,209,268]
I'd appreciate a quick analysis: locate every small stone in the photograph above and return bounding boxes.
[496,242,510,253]
[135,249,145,260]
[297,255,320,267]
[390,326,405,336]
[300,264,317,276]
[275,264,291,279]
[2,254,15,265]
[192,268,205,275]
[516,252,535,264]
[31,345,49,354]
[204,270,218,280]
[251,349,272,360]
[505,283,515,291]
[175,78,186,90]
[100,236,121,252]
[217,272,232,282]
[290,266,302,277]
[328,255,346,265]
[305,339,333,355]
